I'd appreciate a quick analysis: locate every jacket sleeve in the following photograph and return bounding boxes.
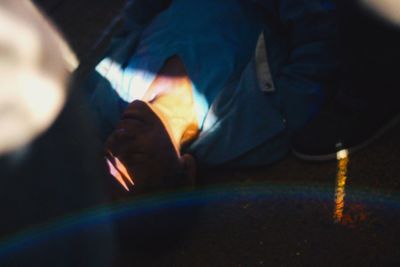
[98,0,172,65]
[265,0,339,130]
[123,0,172,28]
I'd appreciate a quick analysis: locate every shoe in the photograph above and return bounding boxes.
[291,99,400,161]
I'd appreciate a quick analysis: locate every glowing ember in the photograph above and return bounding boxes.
[333,149,349,223]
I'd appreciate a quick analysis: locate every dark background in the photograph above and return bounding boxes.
[2,0,399,266]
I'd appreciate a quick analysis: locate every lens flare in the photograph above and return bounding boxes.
[106,153,134,191]
[0,184,399,259]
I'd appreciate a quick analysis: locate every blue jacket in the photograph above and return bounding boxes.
[83,0,339,166]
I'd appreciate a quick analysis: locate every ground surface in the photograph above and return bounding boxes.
[33,1,400,266]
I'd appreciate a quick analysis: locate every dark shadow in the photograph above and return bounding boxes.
[0,88,117,266]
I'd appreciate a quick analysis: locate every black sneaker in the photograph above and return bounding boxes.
[291,99,400,161]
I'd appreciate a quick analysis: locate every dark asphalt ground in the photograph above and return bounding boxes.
[30,1,400,266]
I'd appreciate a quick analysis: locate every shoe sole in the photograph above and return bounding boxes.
[292,112,400,162]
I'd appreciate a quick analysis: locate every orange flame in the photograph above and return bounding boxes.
[333,149,349,223]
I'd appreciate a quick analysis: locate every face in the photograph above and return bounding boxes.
[105,100,186,193]
[0,0,77,155]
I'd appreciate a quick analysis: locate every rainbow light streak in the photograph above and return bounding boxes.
[0,184,398,260]
[333,149,349,223]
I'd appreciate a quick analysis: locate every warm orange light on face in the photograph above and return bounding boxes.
[333,149,349,223]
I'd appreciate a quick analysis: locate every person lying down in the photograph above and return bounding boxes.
[83,0,334,192]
